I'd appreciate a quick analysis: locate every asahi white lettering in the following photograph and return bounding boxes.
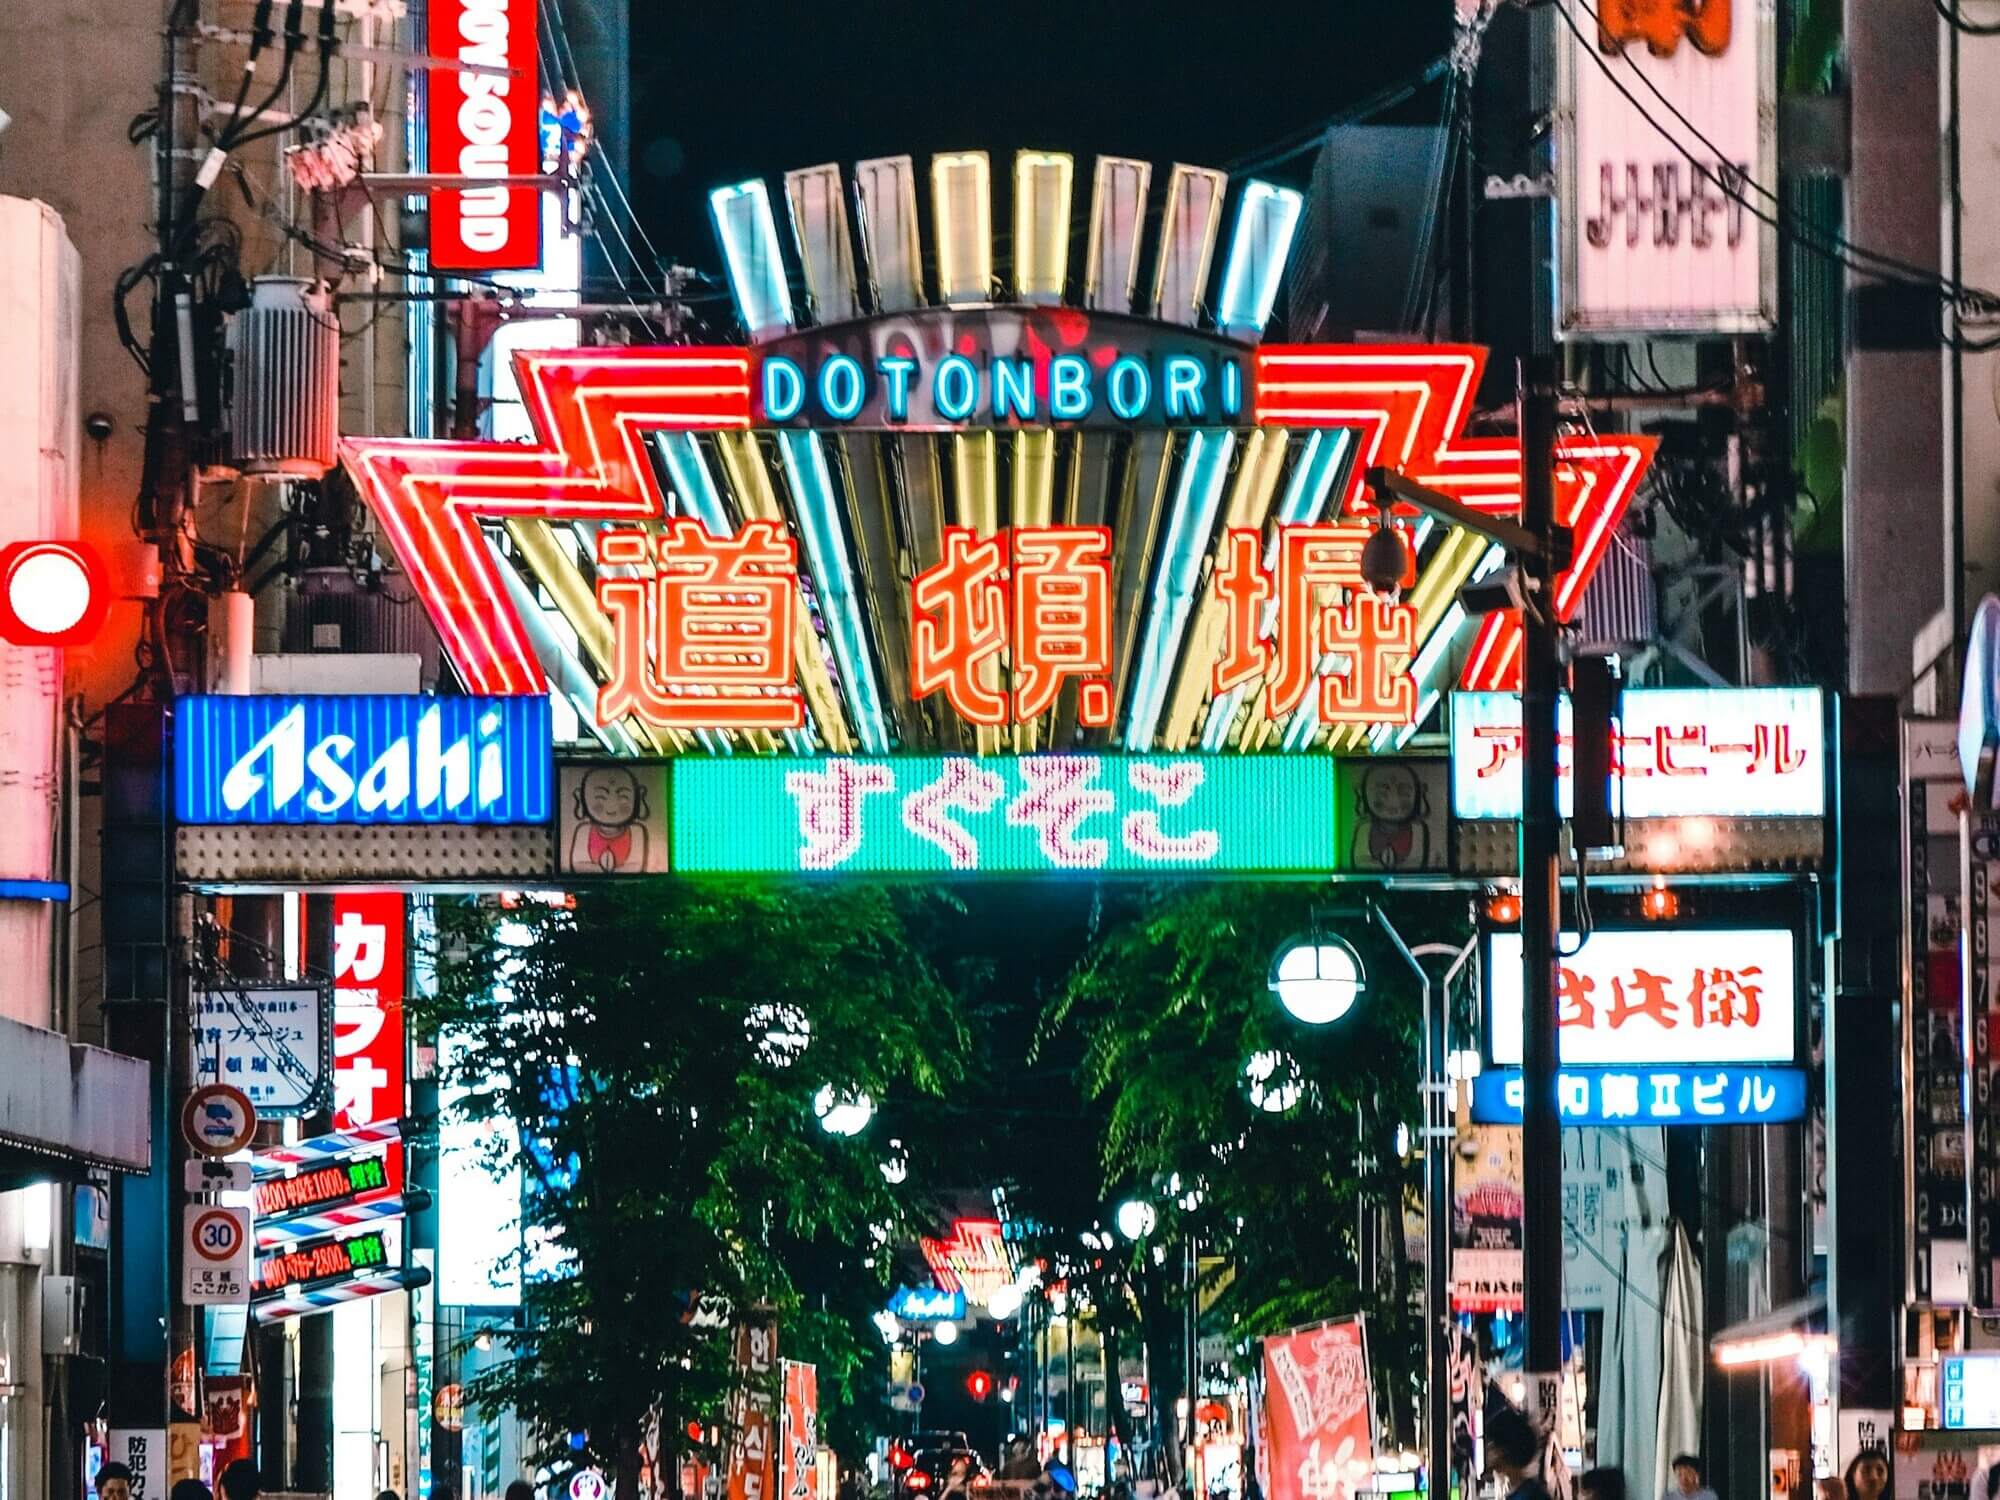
[221,704,509,819]
[455,0,515,254]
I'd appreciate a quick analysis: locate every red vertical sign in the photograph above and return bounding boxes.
[780,1362,817,1500]
[332,893,406,1133]
[727,1322,778,1500]
[427,0,541,272]
[1261,1319,1375,1500]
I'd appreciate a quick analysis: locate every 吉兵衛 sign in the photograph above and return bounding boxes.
[755,307,1246,431]
[1470,1065,1806,1127]
[176,694,553,825]
[1558,0,1776,333]
[671,755,1340,875]
[887,1287,967,1323]
[1450,686,1824,820]
[1487,927,1797,1067]
[193,984,329,1118]
[596,520,1420,734]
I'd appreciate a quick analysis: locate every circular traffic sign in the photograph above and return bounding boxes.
[570,1472,608,1500]
[181,1084,257,1157]
[190,1208,244,1263]
[907,1383,925,1405]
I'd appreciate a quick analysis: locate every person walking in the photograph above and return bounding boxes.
[1583,1468,1628,1500]
[1484,1407,1554,1500]
[1846,1451,1890,1500]
[94,1465,134,1500]
[1663,1456,1719,1500]
[171,1481,215,1500]
[218,1459,263,1500]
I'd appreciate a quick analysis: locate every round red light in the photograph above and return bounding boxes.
[0,540,110,648]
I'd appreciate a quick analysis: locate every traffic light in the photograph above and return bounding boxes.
[965,1370,994,1402]
[0,540,110,647]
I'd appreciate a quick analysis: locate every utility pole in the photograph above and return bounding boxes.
[1515,354,1566,1458]
[1364,353,1572,1481]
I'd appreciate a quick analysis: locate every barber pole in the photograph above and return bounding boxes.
[252,1266,433,1323]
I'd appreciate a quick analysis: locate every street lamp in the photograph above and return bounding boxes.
[931,1319,959,1347]
[1115,1199,1157,1241]
[813,1085,874,1137]
[1267,907,1474,1500]
[1268,933,1366,1025]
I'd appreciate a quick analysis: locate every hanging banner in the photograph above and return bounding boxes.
[1556,0,1777,334]
[1964,793,2000,1311]
[780,1362,818,1500]
[1261,1318,1375,1500]
[427,0,542,271]
[332,892,407,1133]
[727,1320,778,1500]
[1452,1120,1525,1314]
[1908,719,1971,1305]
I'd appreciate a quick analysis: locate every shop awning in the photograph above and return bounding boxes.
[1710,1293,1829,1367]
[0,1013,151,1186]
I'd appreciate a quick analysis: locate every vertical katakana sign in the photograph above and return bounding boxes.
[332,892,407,1132]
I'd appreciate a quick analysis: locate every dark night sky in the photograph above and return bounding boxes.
[624,1,1453,279]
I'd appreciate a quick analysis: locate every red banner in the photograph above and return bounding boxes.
[727,1322,778,1500]
[331,893,406,1134]
[780,1361,817,1500]
[1261,1319,1375,1500]
[427,0,541,271]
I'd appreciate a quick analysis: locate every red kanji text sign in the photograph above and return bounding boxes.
[1487,927,1797,1068]
[338,344,1657,718]
[332,893,406,1133]
[1262,1319,1375,1500]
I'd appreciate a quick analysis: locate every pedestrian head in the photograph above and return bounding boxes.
[95,1463,134,1500]
[1845,1452,1890,1500]
[219,1459,264,1500]
[379,1491,406,1500]
[1672,1457,1705,1495]
[507,1483,537,1500]
[1581,1469,1626,1500]
[172,1482,215,1500]
[1484,1406,1540,1485]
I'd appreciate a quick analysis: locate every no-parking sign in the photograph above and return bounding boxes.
[182,1205,251,1305]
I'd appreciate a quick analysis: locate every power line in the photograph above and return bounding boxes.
[1554,0,2000,349]
[1935,0,2000,35]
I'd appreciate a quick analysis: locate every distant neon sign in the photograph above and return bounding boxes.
[175,695,553,825]
[1450,687,1825,820]
[1470,1065,1805,1126]
[888,1287,967,1323]
[920,1220,1014,1303]
[670,755,1341,875]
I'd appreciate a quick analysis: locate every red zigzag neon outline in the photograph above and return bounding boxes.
[340,344,1655,702]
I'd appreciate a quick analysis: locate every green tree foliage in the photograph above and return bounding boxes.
[1039,885,1464,1450]
[420,882,970,1497]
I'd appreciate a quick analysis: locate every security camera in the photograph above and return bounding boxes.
[1359,525,1409,597]
[1458,564,1530,617]
[84,412,115,442]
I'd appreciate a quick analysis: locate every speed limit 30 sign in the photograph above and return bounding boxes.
[182,1205,251,1305]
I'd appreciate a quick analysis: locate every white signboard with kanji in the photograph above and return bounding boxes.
[193,985,328,1117]
[1487,927,1796,1066]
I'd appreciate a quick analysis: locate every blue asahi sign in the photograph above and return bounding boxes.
[888,1286,966,1323]
[176,695,554,825]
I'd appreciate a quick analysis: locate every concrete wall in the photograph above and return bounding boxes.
[1946,15,2000,651]
[1845,0,1946,698]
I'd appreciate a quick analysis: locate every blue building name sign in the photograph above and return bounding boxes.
[176,695,554,825]
[1470,1065,1807,1127]
[888,1287,967,1323]
[754,307,1248,432]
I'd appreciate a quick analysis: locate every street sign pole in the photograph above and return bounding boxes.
[1517,355,1567,1468]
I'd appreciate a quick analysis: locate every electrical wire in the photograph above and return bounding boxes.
[1562,0,2000,328]
[1935,0,2000,34]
